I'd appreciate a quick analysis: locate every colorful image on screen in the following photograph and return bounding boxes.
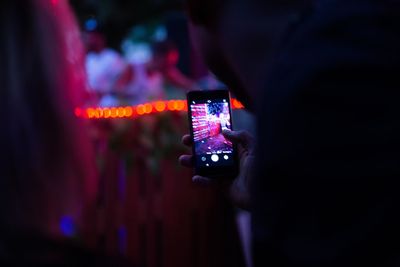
[190,99,234,168]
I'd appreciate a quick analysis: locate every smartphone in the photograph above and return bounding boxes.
[187,90,239,178]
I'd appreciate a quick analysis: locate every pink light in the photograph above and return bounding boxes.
[74,108,82,117]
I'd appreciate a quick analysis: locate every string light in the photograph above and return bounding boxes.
[155,101,166,112]
[104,108,111,118]
[78,99,244,120]
[167,100,176,111]
[176,100,185,111]
[144,103,153,114]
[124,107,133,117]
[110,108,118,118]
[136,105,145,115]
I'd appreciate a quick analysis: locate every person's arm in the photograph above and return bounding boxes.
[164,67,201,92]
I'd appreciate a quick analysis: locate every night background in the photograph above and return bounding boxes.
[70,0,184,49]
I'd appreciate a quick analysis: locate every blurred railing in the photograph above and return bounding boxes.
[83,107,246,267]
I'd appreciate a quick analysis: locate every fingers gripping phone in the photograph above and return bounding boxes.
[187,90,239,178]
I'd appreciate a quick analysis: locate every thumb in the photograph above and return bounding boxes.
[222,130,254,150]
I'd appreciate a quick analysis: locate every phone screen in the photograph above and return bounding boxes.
[189,96,235,169]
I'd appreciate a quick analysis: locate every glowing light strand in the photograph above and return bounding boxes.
[75,99,244,120]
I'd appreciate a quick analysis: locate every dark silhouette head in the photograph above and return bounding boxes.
[185,0,313,110]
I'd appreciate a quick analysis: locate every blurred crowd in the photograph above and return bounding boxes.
[83,30,203,107]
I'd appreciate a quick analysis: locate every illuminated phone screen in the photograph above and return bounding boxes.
[190,98,234,168]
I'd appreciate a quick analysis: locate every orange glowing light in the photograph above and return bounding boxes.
[144,103,153,114]
[87,108,95,119]
[155,101,166,112]
[117,107,125,118]
[137,105,145,115]
[110,108,118,118]
[232,99,244,109]
[124,107,133,117]
[95,108,103,119]
[102,108,110,118]
[167,101,176,111]
[176,100,185,111]
[78,99,244,120]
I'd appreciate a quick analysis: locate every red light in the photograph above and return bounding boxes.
[232,99,244,109]
[155,101,166,112]
[51,0,58,6]
[167,50,179,65]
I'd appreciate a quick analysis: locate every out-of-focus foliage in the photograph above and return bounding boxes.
[69,0,183,49]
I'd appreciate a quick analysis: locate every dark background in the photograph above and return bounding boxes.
[70,0,184,49]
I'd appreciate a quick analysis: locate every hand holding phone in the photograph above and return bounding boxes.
[181,90,254,209]
[187,90,239,178]
[179,130,254,210]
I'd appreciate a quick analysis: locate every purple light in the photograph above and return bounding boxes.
[60,216,76,237]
